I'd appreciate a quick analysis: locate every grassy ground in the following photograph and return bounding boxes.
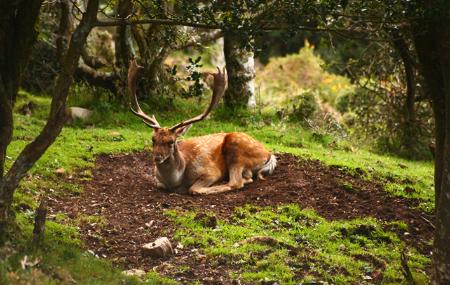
[1,91,434,284]
[166,205,429,284]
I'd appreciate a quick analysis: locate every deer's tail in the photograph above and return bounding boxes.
[257,154,277,179]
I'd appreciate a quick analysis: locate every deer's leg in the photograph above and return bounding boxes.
[242,169,253,185]
[189,178,232,195]
[228,165,245,189]
[156,180,168,191]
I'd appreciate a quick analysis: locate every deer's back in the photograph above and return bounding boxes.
[178,132,270,182]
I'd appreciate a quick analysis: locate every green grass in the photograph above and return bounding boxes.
[165,205,429,284]
[2,90,435,284]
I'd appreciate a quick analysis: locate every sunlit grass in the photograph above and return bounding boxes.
[166,205,430,284]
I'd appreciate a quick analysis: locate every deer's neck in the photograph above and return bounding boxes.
[155,144,186,188]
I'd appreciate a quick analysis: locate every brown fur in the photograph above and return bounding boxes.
[151,130,273,195]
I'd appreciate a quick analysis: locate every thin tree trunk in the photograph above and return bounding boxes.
[223,32,256,110]
[0,85,13,181]
[115,0,133,69]
[391,29,417,157]
[56,0,73,64]
[412,12,450,284]
[0,0,44,236]
[0,0,99,234]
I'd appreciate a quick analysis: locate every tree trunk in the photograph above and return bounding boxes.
[223,32,256,110]
[412,9,450,284]
[391,29,418,158]
[0,0,43,235]
[133,23,174,96]
[0,0,99,236]
[115,0,134,69]
[56,0,73,64]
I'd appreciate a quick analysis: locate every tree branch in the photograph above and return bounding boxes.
[95,18,348,33]
[75,61,118,94]
[1,0,99,210]
[177,30,223,49]
[81,48,108,69]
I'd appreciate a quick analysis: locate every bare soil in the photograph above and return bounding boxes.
[48,152,434,284]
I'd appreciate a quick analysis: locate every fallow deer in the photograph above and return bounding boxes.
[128,59,277,195]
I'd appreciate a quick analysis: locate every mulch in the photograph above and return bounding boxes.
[48,152,434,284]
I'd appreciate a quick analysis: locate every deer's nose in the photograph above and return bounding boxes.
[154,154,164,163]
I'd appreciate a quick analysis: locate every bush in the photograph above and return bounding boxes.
[256,41,354,112]
[289,91,318,124]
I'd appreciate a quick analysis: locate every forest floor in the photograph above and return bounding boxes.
[48,152,433,284]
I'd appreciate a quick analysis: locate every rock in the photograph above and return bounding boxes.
[67,107,93,121]
[145,220,154,228]
[142,237,174,259]
[122,269,146,278]
[108,131,125,142]
[55,168,66,175]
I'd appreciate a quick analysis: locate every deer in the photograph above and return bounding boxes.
[128,59,277,195]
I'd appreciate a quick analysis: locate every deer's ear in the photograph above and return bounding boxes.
[174,124,192,137]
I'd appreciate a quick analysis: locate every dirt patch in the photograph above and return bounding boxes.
[49,152,434,283]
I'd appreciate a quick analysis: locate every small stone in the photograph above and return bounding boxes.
[142,237,174,259]
[398,163,408,169]
[122,269,146,278]
[55,168,66,175]
[363,275,372,280]
[67,107,93,121]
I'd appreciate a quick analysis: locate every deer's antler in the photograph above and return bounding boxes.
[170,67,227,131]
[128,59,161,128]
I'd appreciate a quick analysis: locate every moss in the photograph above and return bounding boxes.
[166,205,430,284]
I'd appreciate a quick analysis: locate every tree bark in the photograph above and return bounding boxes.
[391,29,418,157]
[56,0,73,64]
[223,32,256,110]
[0,0,99,235]
[115,0,134,69]
[412,7,450,283]
[0,0,43,235]
[131,23,175,100]
[75,62,118,94]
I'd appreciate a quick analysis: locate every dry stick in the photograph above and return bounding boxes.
[401,248,417,285]
[420,215,435,229]
[33,199,48,246]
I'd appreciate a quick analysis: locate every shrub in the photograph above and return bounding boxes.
[289,91,318,124]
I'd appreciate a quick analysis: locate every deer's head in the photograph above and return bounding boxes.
[127,59,227,164]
